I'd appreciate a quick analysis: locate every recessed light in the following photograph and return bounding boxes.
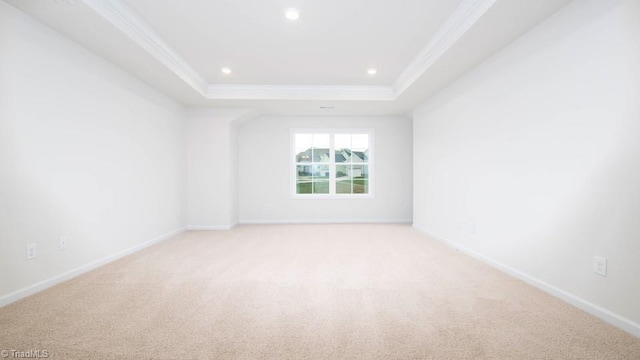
[285,8,300,21]
[367,68,377,75]
[221,67,232,75]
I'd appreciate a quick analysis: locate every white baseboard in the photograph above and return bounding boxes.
[412,224,640,338]
[239,219,413,225]
[186,222,237,230]
[0,226,186,309]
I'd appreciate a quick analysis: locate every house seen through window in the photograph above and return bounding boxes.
[293,131,372,197]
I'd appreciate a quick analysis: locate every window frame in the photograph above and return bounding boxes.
[290,128,375,199]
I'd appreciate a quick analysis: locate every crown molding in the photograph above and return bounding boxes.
[82,0,209,96]
[206,85,394,101]
[81,0,494,102]
[392,0,496,97]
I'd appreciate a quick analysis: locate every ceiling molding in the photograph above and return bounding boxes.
[392,0,497,97]
[207,85,394,101]
[81,0,494,102]
[82,0,209,96]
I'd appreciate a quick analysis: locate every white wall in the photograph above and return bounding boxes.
[186,108,253,229]
[239,116,412,223]
[413,0,640,333]
[0,2,186,303]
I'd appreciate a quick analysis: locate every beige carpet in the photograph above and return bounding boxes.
[0,224,638,359]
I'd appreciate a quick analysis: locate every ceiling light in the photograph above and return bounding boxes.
[367,68,377,75]
[221,67,232,75]
[285,8,300,21]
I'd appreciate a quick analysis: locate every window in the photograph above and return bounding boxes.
[292,130,373,198]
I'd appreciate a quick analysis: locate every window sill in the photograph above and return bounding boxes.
[291,194,374,200]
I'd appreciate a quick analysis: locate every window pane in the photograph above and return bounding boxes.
[297,181,312,194]
[297,165,312,178]
[350,165,364,178]
[353,179,368,194]
[296,165,312,194]
[335,134,351,149]
[313,181,329,194]
[335,134,351,163]
[295,134,312,152]
[353,164,368,194]
[352,134,368,164]
[314,165,329,179]
[313,165,329,194]
[295,134,313,163]
[313,148,330,163]
[352,134,368,150]
[336,164,349,179]
[350,151,367,163]
[312,134,330,163]
[354,165,369,180]
[296,151,312,163]
[336,164,351,194]
[312,134,330,148]
[336,179,352,194]
[335,149,348,163]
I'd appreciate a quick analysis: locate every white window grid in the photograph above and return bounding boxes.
[290,129,374,199]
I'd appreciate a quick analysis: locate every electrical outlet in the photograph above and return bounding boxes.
[59,236,68,250]
[469,222,476,234]
[593,256,607,277]
[26,243,37,260]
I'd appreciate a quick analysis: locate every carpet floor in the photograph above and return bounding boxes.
[0,224,638,359]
